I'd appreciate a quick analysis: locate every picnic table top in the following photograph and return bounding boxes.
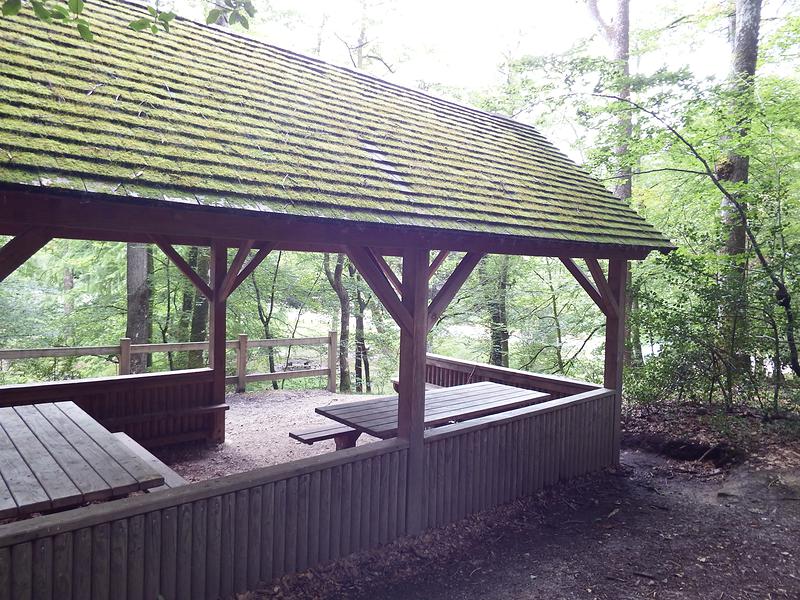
[0,401,165,520]
[316,381,550,439]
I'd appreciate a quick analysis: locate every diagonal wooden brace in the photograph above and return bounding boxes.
[427,252,484,331]
[0,228,52,283]
[152,236,213,300]
[347,246,413,335]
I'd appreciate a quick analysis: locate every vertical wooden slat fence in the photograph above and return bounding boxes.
[0,440,409,600]
[0,356,619,600]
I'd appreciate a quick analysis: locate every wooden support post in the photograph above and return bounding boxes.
[398,247,429,535]
[118,338,131,376]
[209,241,228,443]
[327,331,338,393]
[236,334,248,393]
[603,259,628,466]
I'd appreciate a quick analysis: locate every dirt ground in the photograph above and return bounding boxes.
[158,389,380,481]
[158,392,800,599]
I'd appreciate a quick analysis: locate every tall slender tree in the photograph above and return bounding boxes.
[125,242,152,373]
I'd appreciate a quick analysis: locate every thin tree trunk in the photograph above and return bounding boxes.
[325,253,351,392]
[187,247,209,369]
[717,0,762,394]
[126,242,152,374]
[479,256,510,367]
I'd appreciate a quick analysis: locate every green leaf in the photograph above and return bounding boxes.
[158,11,175,22]
[160,20,169,33]
[205,8,222,24]
[239,15,249,29]
[68,0,84,15]
[1,0,22,17]
[146,5,156,16]
[150,23,158,34]
[128,17,150,31]
[76,21,93,42]
[50,4,70,19]
[243,1,255,18]
[31,1,51,21]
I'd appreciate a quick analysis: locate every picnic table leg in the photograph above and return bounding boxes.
[333,431,360,450]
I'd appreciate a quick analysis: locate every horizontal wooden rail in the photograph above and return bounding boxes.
[425,353,599,399]
[0,332,339,393]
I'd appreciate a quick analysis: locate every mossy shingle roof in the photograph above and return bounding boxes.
[0,0,672,251]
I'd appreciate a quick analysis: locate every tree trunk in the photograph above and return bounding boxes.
[187,247,209,369]
[588,0,643,367]
[325,253,351,392]
[253,251,282,390]
[479,256,510,368]
[717,0,762,399]
[348,264,371,392]
[126,242,152,374]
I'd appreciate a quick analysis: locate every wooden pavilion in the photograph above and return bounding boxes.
[0,1,672,598]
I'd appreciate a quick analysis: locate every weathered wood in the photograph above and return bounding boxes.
[346,246,413,334]
[317,382,548,439]
[398,247,428,535]
[604,259,628,466]
[119,338,132,376]
[289,422,358,446]
[112,433,187,490]
[228,242,277,295]
[190,500,207,600]
[559,257,606,314]
[219,240,255,300]
[585,258,619,318]
[327,331,337,392]
[126,515,145,600]
[226,368,328,385]
[427,250,449,280]
[152,238,213,300]
[0,227,51,284]
[427,252,484,331]
[109,519,128,600]
[372,253,402,294]
[209,240,228,443]
[236,334,248,393]
[2,191,655,260]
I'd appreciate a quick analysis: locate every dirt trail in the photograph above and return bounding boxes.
[259,450,800,600]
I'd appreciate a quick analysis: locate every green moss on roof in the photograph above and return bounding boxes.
[0,0,673,250]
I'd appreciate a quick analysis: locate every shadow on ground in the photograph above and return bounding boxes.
[256,449,800,600]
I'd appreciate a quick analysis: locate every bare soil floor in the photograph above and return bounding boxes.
[158,393,800,600]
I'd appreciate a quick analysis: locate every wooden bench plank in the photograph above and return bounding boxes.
[112,433,187,490]
[288,423,356,444]
[15,405,110,503]
[36,403,139,496]
[56,403,164,490]
[0,407,82,510]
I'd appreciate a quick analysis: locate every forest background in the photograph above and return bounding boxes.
[2,0,799,419]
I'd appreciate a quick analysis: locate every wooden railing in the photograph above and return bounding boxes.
[0,332,338,393]
[0,385,618,600]
[425,353,599,398]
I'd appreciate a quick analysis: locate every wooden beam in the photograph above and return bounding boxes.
[604,259,628,467]
[152,237,213,300]
[0,228,52,283]
[209,241,228,443]
[346,246,413,335]
[228,242,277,295]
[219,240,255,300]
[372,253,402,295]
[0,190,657,261]
[585,258,619,318]
[427,250,450,280]
[398,247,429,535]
[559,257,606,315]
[427,252,484,331]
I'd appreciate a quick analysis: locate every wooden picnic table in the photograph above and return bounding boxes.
[316,381,550,448]
[0,401,165,520]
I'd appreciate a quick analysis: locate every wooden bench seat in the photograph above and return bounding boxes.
[289,423,360,450]
[113,432,188,490]
[391,378,441,393]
